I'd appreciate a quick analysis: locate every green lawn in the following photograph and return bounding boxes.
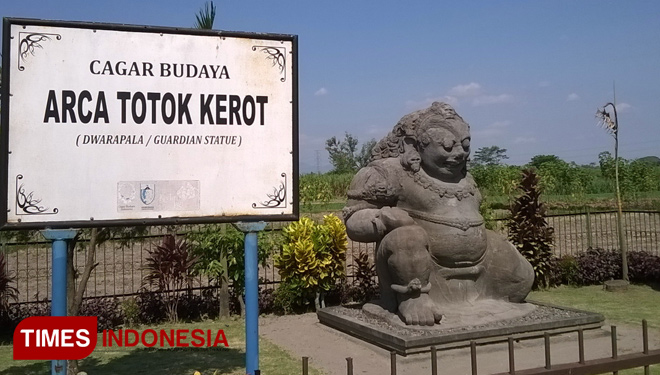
[2,285,659,374]
[529,284,660,328]
[0,318,322,375]
[530,284,660,375]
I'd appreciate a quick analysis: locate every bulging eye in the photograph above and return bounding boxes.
[462,138,470,151]
[442,139,454,152]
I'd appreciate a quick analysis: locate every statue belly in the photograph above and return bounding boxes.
[417,220,488,268]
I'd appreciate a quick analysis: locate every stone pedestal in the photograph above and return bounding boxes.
[604,279,630,292]
[317,301,604,355]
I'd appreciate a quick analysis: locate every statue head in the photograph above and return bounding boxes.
[371,102,471,181]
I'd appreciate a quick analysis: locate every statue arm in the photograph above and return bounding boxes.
[345,208,387,243]
[343,161,412,242]
[345,206,416,243]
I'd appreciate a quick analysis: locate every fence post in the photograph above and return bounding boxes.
[578,329,585,364]
[643,320,650,375]
[544,332,551,370]
[508,337,515,374]
[586,206,593,248]
[471,340,478,375]
[346,357,353,375]
[431,346,437,375]
[302,356,308,375]
[611,325,618,375]
[390,351,397,375]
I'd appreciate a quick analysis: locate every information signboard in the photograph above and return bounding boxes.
[1,18,298,229]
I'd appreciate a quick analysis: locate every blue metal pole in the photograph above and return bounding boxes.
[41,229,78,375]
[235,222,266,375]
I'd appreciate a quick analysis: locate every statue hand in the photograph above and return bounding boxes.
[378,207,415,231]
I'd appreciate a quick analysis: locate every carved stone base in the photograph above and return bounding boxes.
[317,301,604,355]
[362,299,537,330]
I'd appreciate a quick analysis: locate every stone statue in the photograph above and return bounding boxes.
[343,102,534,326]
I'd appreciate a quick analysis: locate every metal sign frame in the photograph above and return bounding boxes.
[0,18,299,230]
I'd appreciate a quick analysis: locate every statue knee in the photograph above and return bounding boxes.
[378,225,428,257]
[378,225,432,285]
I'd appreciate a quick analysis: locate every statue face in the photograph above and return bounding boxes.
[417,117,470,180]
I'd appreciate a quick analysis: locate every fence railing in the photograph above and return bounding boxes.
[300,321,659,375]
[2,210,659,304]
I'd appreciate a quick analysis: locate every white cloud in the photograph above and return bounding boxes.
[314,87,328,96]
[617,102,632,112]
[471,120,511,138]
[406,83,512,111]
[514,136,537,144]
[472,94,513,106]
[490,120,511,128]
[567,93,580,101]
[448,82,482,97]
[404,95,459,111]
[539,81,551,88]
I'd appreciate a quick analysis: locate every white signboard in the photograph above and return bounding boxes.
[1,19,299,229]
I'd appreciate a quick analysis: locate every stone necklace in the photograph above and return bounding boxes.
[406,169,476,201]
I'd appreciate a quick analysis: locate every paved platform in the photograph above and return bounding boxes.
[260,313,659,375]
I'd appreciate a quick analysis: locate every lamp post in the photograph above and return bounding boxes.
[596,103,628,282]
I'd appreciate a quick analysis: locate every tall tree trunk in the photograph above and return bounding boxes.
[218,224,230,318]
[219,253,230,318]
[238,294,245,317]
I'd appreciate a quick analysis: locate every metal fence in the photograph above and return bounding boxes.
[2,210,659,304]
[300,321,659,375]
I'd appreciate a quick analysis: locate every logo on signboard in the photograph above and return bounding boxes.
[140,184,155,205]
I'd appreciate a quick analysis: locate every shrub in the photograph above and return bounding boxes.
[576,248,621,285]
[136,290,167,325]
[121,297,140,327]
[272,279,311,314]
[142,235,198,322]
[628,251,660,283]
[259,287,276,315]
[0,252,18,314]
[176,290,218,321]
[80,298,123,331]
[0,302,49,338]
[275,215,347,310]
[546,249,660,287]
[507,169,555,289]
[343,250,378,304]
[547,255,580,287]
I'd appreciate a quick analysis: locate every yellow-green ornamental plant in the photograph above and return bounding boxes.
[275,215,347,310]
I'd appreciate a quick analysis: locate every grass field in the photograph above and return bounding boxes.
[1,286,658,374]
[530,284,660,375]
[529,284,660,328]
[0,319,322,375]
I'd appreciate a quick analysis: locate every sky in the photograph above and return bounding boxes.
[2,0,659,173]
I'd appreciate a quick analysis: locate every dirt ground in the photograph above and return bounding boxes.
[259,313,660,375]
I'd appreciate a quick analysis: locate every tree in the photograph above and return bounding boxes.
[472,146,509,166]
[529,155,561,169]
[190,0,236,319]
[66,226,147,375]
[195,1,216,29]
[637,156,660,166]
[325,133,375,174]
[188,225,276,317]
